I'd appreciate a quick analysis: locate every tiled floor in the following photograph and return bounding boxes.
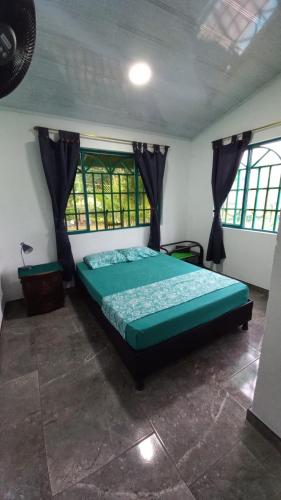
[1,286,281,499]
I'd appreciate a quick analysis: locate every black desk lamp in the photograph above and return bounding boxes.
[20,242,33,269]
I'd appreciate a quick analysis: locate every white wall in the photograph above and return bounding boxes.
[0,108,190,302]
[251,219,281,438]
[187,73,281,289]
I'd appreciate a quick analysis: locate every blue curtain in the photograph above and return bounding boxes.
[133,142,168,250]
[38,128,80,280]
[207,131,252,264]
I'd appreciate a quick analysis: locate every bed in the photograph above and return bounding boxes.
[76,252,253,389]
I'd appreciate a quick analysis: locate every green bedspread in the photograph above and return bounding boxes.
[77,254,249,350]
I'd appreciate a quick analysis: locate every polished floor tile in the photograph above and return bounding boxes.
[36,321,106,385]
[0,320,38,384]
[0,412,52,500]
[55,434,195,500]
[0,371,40,431]
[243,317,265,352]
[146,384,247,486]
[41,348,153,495]
[240,422,281,479]
[185,332,260,386]
[137,330,259,418]
[223,359,259,409]
[1,285,280,499]
[190,441,281,500]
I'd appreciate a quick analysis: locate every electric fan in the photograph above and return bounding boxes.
[0,0,36,99]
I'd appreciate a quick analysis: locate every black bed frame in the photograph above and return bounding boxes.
[76,274,253,390]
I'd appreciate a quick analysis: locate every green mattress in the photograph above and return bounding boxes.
[77,254,249,350]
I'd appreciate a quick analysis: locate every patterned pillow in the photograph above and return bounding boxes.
[84,250,127,270]
[119,246,159,262]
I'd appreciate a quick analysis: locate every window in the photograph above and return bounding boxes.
[222,138,281,233]
[66,149,151,233]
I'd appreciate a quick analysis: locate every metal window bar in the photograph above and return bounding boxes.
[262,166,272,230]
[92,173,98,231]
[274,175,281,231]
[66,150,151,233]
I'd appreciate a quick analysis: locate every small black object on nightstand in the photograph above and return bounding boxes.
[18,262,65,316]
[160,241,204,267]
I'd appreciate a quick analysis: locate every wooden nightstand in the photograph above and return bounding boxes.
[160,241,204,267]
[18,262,64,316]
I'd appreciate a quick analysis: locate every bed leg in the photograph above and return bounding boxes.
[135,378,144,391]
[242,322,248,331]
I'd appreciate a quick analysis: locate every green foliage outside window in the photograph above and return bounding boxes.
[66,149,151,233]
[222,138,281,233]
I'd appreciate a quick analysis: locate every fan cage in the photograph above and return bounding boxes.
[0,0,36,99]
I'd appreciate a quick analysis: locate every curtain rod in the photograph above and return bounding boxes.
[33,126,169,149]
[219,119,281,143]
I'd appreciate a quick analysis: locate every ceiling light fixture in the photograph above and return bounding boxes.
[128,62,152,86]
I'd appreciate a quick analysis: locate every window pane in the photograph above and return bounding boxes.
[96,194,104,211]
[234,209,242,225]
[249,169,258,189]
[246,190,256,209]
[123,212,129,228]
[259,149,280,166]
[269,165,281,188]
[256,189,266,210]
[120,176,128,192]
[138,194,144,210]
[237,190,244,209]
[227,191,236,208]
[65,214,77,231]
[75,194,85,213]
[239,169,246,189]
[263,211,275,231]
[97,213,105,230]
[87,195,95,211]
[129,194,135,210]
[221,208,227,223]
[103,174,111,193]
[112,175,119,192]
[244,210,254,228]
[251,147,267,167]
[94,174,102,192]
[275,211,280,232]
[266,189,278,210]
[225,210,234,225]
[128,176,135,193]
[129,212,136,226]
[68,212,87,231]
[106,212,113,229]
[89,213,97,231]
[113,194,120,211]
[145,210,151,224]
[259,167,269,188]
[66,194,76,214]
[144,195,150,210]
[114,211,122,228]
[253,210,264,230]
[85,174,93,194]
[73,172,84,193]
[104,194,112,211]
[138,175,145,190]
[121,194,128,210]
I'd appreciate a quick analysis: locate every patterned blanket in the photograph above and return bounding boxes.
[102,269,238,338]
